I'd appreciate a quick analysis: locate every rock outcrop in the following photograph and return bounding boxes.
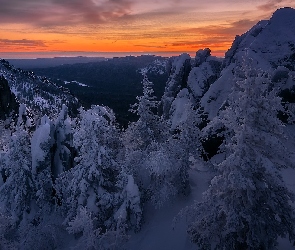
[0,75,19,121]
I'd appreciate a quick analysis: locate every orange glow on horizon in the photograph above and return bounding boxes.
[1,1,295,58]
[0,22,236,58]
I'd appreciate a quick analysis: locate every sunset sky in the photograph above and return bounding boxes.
[0,0,294,58]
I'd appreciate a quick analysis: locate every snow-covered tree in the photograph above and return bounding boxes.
[0,155,4,187]
[31,115,54,209]
[56,106,125,231]
[124,75,202,208]
[16,103,35,132]
[0,128,34,224]
[55,105,142,247]
[186,60,295,249]
[66,206,101,249]
[0,212,17,249]
[115,174,142,232]
[123,75,169,203]
[143,120,201,208]
[67,206,129,250]
[18,212,67,250]
[0,104,35,225]
[143,141,179,207]
[170,102,203,195]
[52,104,73,180]
[125,75,166,152]
[0,106,68,248]
[65,174,142,249]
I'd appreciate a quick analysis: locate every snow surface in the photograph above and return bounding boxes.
[33,96,50,109]
[126,167,213,250]
[125,140,295,250]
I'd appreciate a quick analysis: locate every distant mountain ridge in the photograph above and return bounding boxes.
[7,57,107,69]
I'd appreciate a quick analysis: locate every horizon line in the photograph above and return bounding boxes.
[0,50,225,59]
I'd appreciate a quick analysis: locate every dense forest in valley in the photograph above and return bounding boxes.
[23,55,169,127]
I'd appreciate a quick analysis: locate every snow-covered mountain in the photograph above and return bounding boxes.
[163,7,295,125]
[0,59,80,124]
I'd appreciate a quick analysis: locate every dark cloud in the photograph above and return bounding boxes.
[0,39,47,48]
[170,39,228,47]
[257,0,284,12]
[108,18,258,52]
[167,19,258,52]
[168,39,232,53]
[180,19,258,38]
[0,0,133,26]
[134,44,168,49]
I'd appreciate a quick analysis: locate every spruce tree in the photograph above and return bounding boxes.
[52,104,73,179]
[187,60,295,249]
[0,104,35,224]
[0,129,34,224]
[31,115,54,210]
[56,106,124,230]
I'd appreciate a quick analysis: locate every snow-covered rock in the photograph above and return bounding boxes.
[166,7,295,122]
[170,88,191,130]
[195,48,211,67]
[205,7,295,120]
[160,53,191,119]
[225,7,295,69]
[0,75,18,121]
[161,50,222,123]
[188,51,223,102]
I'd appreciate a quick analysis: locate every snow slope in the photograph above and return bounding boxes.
[162,8,295,123]
[0,59,80,120]
[127,167,213,250]
[126,144,295,250]
[202,8,295,120]
[225,7,295,69]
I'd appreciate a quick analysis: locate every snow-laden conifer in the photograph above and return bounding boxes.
[0,124,34,224]
[31,115,53,209]
[186,57,295,249]
[52,104,73,179]
[55,105,142,248]
[57,106,120,223]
